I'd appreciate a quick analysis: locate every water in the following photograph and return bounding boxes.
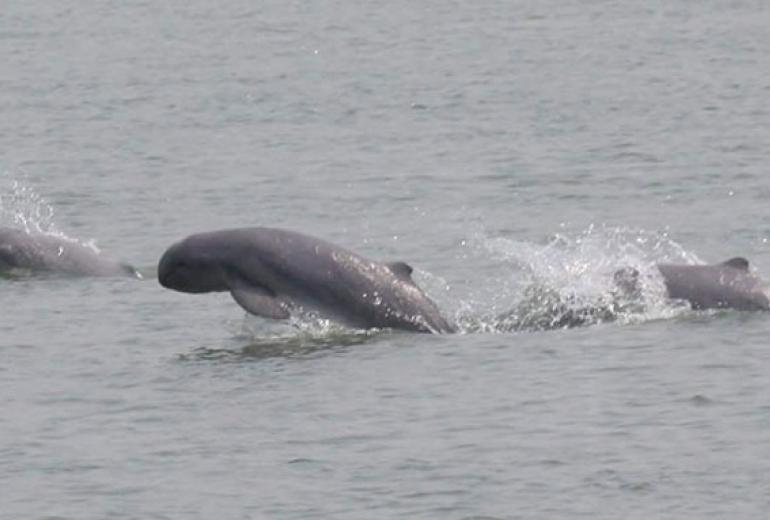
[3,1,770,518]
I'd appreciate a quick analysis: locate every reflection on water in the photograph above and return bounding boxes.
[180,327,389,362]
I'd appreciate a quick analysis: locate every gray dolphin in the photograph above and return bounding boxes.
[616,257,769,311]
[0,227,140,278]
[157,227,456,333]
[657,257,769,310]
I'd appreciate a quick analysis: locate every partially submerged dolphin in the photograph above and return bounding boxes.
[499,256,769,332]
[157,227,456,333]
[657,257,769,311]
[0,227,140,278]
[617,257,769,311]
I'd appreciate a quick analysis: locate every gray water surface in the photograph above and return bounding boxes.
[3,1,770,518]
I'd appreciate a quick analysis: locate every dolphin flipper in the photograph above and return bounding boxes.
[227,274,290,319]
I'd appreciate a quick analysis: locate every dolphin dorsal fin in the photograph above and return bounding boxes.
[723,257,750,270]
[387,261,414,281]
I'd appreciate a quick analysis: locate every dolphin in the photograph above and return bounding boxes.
[157,227,456,333]
[656,257,769,311]
[0,227,140,278]
[616,257,769,311]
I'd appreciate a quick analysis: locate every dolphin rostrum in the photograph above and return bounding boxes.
[157,227,456,333]
[0,227,140,278]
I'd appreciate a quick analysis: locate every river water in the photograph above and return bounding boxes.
[2,1,770,518]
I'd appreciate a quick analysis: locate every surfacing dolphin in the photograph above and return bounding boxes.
[0,227,140,278]
[157,227,456,333]
[617,257,769,311]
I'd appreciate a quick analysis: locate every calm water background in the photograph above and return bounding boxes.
[3,1,770,518]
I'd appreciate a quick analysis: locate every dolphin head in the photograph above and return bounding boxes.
[157,237,229,293]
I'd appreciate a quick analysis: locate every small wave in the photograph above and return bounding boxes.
[181,317,390,362]
[688,394,716,407]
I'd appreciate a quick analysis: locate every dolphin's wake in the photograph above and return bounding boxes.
[440,225,719,333]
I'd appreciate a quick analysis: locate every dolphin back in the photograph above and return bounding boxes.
[237,228,455,333]
[657,258,769,311]
[162,227,455,333]
[0,227,139,278]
